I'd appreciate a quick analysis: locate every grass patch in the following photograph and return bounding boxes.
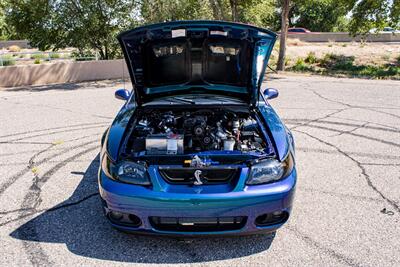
[381,54,390,61]
[34,58,41,64]
[305,52,317,64]
[31,53,46,60]
[284,55,291,66]
[289,57,314,72]
[49,52,60,59]
[286,52,400,79]
[72,50,95,61]
[0,55,16,66]
[319,53,356,71]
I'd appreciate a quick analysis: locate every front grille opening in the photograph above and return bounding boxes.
[150,216,247,232]
[159,166,240,185]
[255,211,288,227]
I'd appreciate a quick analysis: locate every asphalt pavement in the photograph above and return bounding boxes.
[0,74,399,266]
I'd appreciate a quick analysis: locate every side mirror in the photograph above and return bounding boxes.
[115,89,131,101]
[263,88,279,100]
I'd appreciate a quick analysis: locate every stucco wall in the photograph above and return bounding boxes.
[0,40,31,49]
[0,59,129,88]
[287,32,400,42]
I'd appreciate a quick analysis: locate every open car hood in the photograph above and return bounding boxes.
[118,21,277,105]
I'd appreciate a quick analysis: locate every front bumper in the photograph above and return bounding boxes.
[98,167,296,236]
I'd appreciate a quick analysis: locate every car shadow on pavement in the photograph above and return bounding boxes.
[11,156,275,264]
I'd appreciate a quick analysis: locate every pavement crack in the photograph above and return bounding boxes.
[289,108,349,130]
[296,147,400,160]
[285,118,400,133]
[0,122,108,139]
[308,88,400,120]
[0,193,99,227]
[293,123,400,149]
[18,145,99,266]
[0,144,54,196]
[300,187,384,204]
[1,98,113,120]
[329,122,369,137]
[0,139,97,196]
[287,226,363,267]
[294,129,400,214]
[1,124,106,143]
[308,89,352,108]
[360,163,400,166]
[22,145,99,210]
[0,208,35,216]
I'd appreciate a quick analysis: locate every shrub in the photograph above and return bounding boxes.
[72,50,95,61]
[31,53,46,60]
[381,54,390,61]
[34,58,41,64]
[284,55,291,66]
[357,65,400,78]
[49,52,60,59]
[342,43,348,47]
[291,57,313,72]
[319,53,355,70]
[0,55,16,66]
[8,45,21,52]
[305,52,317,64]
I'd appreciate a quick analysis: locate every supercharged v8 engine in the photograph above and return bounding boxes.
[127,108,269,156]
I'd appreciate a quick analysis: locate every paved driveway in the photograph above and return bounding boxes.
[0,75,399,266]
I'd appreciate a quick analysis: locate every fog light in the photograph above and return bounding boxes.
[272,211,283,216]
[109,211,123,221]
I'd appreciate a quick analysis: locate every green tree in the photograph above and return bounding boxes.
[349,0,400,35]
[141,0,213,23]
[5,0,139,59]
[290,0,356,32]
[0,0,12,39]
[237,0,277,27]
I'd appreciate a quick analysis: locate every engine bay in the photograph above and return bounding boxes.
[126,108,270,157]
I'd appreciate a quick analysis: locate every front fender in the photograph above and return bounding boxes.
[257,103,291,161]
[105,103,136,161]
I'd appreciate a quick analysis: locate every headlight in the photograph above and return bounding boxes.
[117,161,151,185]
[102,155,151,186]
[246,154,294,185]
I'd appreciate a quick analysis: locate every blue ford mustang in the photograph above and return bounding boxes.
[99,21,296,236]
